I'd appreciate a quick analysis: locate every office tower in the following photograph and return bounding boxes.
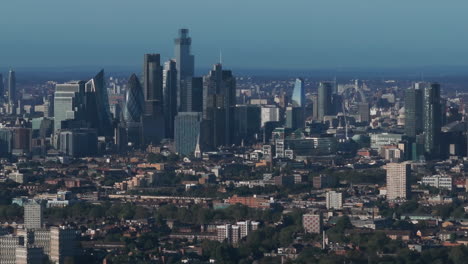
[142,54,165,144]
[174,29,195,112]
[0,73,4,101]
[174,112,203,156]
[423,83,441,159]
[143,54,163,103]
[84,70,113,137]
[24,200,43,230]
[234,105,261,145]
[405,83,424,138]
[303,213,323,234]
[124,74,144,146]
[202,64,236,148]
[59,129,98,157]
[331,94,343,115]
[285,106,304,130]
[358,102,370,123]
[54,81,85,132]
[0,128,12,157]
[180,77,203,112]
[12,128,32,156]
[8,69,16,105]
[260,106,280,127]
[43,94,54,118]
[386,162,411,200]
[311,94,319,120]
[291,78,305,107]
[318,82,333,120]
[15,246,44,264]
[326,191,343,210]
[50,227,78,264]
[163,60,178,138]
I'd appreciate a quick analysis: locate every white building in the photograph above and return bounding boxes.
[261,106,280,127]
[420,175,452,191]
[24,200,43,230]
[326,191,343,210]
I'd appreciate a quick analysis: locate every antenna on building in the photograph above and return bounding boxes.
[219,50,223,64]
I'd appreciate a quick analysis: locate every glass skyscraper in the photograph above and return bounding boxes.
[423,83,441,159]
[175,29,195,112]
[8,69,16,105]
[202,64,236,148]
[404,83,424,138]
[291,78,305,108]
[163,60,178,139]
[124,74,144,124]
[54,81,85,132]
[84,70,113,137]
[318,81,333,120]
[175,112,203,156]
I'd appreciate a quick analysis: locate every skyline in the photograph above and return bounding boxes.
[1,0,468,70]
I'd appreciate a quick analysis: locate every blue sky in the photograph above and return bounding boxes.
[0,0,467,70]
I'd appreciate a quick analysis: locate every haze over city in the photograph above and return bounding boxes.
[1,0,468,71]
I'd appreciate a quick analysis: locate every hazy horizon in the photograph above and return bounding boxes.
[1,0,468,70]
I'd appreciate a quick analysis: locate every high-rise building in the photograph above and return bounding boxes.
[0,235,23,264]
[318,82,333,120]
[291,78,305,108]
[142,54,165,144]
[325,191,343,210]
[302,213,323,234]
[234,105,261,145]
[423,83,441,159]
[285,106,304,130]
[24,200,43,230]
[163,60,178,138]
[0,128,12,157]
[260,106,280,127]
[8,69,16,105]
[84,70,113,137]
[15,246,44,264]
[174,112,203,156]
[405,83,424,138]
[143,54,163,103]
[202,64,236,148]
[386,162,411,200]
[0,73,4,101]
[59,129,98,157]
[180,77,203,112]
[124,74,144,146]
[50,227,78,264]
[54,81,85,132]
[174,29,195,112]
[357,102,370,123]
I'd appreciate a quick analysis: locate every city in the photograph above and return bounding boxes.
[2,1,468,264]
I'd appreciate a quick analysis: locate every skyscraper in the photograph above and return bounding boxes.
[325,191,343,210]
[405,83,424,138]
[124,74,144,146]
[386,162,411,200]
[8,69,16,105]
[84,70,113,137]
[163,60,178,138]
[202,64,236,148]
[423,83,441,158]
[358,102,370,123]
[54,81,85,132]
[143,54,163,116]
[142,54,165,144]
[174,29,195,112]
[124,74,145,124]
[174,112,203,156]
[233,105,261,145]
[291,78,305,108]
[318,81,333,120]
[0,73,4,101]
